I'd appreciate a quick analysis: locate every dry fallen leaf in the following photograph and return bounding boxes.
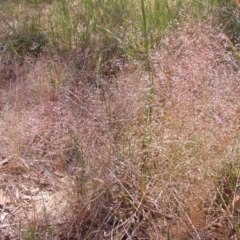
[0,158,8,166]
[0,212,8,222]
[0,189,4,207]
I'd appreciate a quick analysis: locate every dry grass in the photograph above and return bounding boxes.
[1,18,240,239]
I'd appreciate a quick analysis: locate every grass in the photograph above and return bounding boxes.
[1,0,240,239]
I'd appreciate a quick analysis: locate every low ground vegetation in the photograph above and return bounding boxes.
[0,0,240,239]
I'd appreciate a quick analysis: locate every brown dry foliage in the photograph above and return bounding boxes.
[0,19,240,239]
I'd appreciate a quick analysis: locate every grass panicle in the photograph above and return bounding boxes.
[0,0,240,239]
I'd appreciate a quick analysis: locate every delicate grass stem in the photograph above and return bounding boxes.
[141,0,154,124]
[140,0,155,195]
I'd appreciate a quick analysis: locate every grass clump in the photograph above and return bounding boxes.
[8,33,48,58]
[0,1,48,59]
[216,160,240,208]
[0,0,193,78]
[215,159,240,239]
[1,0,240,239]
[212,0,240,55]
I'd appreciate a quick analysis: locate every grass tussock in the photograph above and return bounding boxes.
[1,0,240,239]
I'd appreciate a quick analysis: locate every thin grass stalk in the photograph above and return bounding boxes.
[141,0,154,125]
[60,0,73,50]
[140,0,155,201]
